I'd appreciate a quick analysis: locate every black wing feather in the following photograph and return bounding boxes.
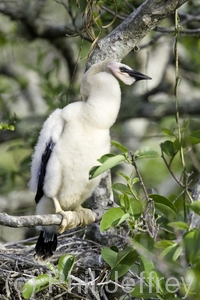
[35,139,55,203]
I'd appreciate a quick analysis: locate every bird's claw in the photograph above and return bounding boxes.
[58,207,95,234]
[52,197,95,234]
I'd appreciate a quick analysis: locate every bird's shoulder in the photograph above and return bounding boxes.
[61,102,83,122]
[40,108,65,143]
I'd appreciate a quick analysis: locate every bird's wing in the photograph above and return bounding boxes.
[35,139,55,203]
[29,109,64,201]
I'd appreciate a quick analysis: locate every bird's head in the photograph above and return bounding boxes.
[108,61,151,85]
[80,61,151,128]
[81,61,151,101]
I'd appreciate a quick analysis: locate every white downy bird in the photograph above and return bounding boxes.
[29,61,151,262]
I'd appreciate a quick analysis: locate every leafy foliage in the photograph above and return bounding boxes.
[89,137,200,299]
[0,123,15,131]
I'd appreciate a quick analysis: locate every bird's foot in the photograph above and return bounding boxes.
[75,206,96,227]
[58,207,95,234]
[51,198,95,234]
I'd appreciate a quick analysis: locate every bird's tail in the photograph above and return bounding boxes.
[34,230,57,263]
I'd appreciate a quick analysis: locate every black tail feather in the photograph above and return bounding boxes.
[35,231,57,262]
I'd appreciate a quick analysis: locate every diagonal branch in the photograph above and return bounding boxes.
[88,0,188,66]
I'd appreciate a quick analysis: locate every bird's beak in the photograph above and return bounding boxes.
[108,62,152,85]
[120,67,152,82]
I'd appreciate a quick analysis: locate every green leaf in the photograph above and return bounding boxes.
[111,140,128,153]
[110,247,138,279]
[150,194,177,220]
[173,133,200,150]
[140,255,163,293]
[89,154,126,179]
[97,153,115,163]
[58,254,75,283]
[102,246,138,280]
[189,201,200,216]
[46,262,57,274]
[134,147,159,160]
[140,255,154,276]
[130,177,140,185]
[89,165,100,178]
[112,183,131,195]
[22,274,56,299]
[155,202,177,220]
[187,135,200,146]
[130,284,158,298]
[133,233,155,253]
[128,198,143,217]
[160,140,176,157]
[116,213,130,225]
[168,221,189,230]
[100,207,125,231]
[172,245,183,261]
[183,230,200,263]
[0,123,15,131]
[162,128,176,137]
[101,246,118,268]
[162,298,182,300]
[119,192,130,210]
[190,130,200,140]
[160,243,179,260]
[116,171,129,181]
[154,240,176,249]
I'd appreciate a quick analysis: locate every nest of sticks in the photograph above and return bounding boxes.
[0,224,128,300]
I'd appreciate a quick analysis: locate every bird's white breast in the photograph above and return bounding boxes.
[43,102,110,210]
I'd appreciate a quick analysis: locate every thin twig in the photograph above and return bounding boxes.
[155,26,200,36]
[129,153,159,239]
[160,148,184,188]
[130,153,150,203]
[174,10,190,220]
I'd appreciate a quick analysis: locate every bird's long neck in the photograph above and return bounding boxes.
[82,73,121,129]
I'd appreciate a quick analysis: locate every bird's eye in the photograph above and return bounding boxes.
[119,67,129,74]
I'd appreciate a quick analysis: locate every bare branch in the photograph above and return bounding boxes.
[0,212,62,228]
[118,96,200,121]
[155,26,200,36]
[88,0,188,66]
[0,209,96,230]
[178,11,200,24]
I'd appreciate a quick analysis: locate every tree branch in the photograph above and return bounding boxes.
[155,26,200,36]
[88,0,188,66]
[0,210,98,230]
[119,97,200,121]
[0,213,62,228]
[0,2,79,79]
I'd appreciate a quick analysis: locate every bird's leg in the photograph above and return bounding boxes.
[52,198,95,234]
[52,197,63,213]
[52,197,78,232]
